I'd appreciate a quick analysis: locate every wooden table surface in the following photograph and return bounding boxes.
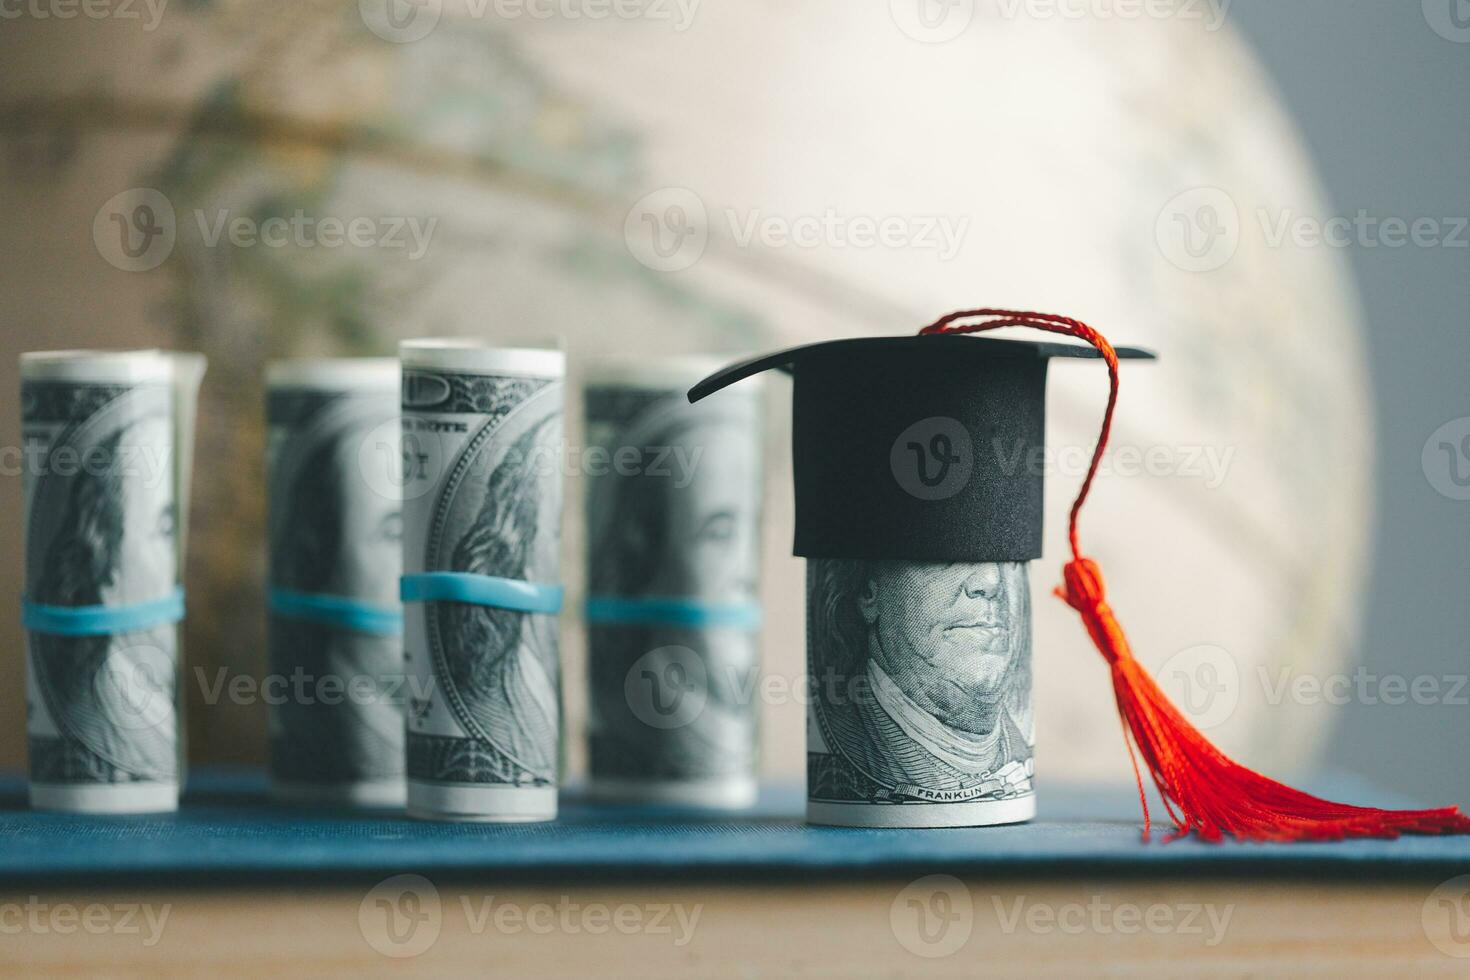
[3,877,1468,977]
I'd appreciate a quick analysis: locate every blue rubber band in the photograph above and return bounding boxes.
[585,596,763,631]
[22,586,186,637]
[269,589,404,637]
[400,572,564,615]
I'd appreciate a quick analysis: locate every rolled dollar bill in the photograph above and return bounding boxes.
[584,358,763,808]
[806,560,1036,827]
[266,359,406,807]
[399,341,565,822]
[20,349,205,814]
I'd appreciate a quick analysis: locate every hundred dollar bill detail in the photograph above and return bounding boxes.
[584,358,763,808]
[266,359,406,807]
[806,560,1036,828]
[20,350,205,814]
[400,341,565,822]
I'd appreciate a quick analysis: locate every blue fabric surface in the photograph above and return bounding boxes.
[2,770,1469,883]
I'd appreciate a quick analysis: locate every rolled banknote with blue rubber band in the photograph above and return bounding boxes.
[584,357,764,809]
[266,358,406,808]
[399,340,566,823]
[20,349,205,814]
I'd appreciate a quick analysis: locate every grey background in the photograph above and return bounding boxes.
[1231,0,1470,801]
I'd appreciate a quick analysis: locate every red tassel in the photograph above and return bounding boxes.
[921,308,1470,842]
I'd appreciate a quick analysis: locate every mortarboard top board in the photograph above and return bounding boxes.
[689,335,1155,565]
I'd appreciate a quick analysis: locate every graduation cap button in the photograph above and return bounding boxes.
[690,334,1155,563]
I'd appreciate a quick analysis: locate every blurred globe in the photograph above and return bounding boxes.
[0,0,1371,786]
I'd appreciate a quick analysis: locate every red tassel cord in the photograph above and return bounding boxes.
[920,308,1470,842]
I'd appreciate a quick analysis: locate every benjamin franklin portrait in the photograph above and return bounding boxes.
[268,392,403,788]
[434,410,563,785]
[28,392,178,786]
[808,560,1034,802]
[586,391,761,782]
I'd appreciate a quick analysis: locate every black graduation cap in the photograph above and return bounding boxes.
[689,335,1155,564]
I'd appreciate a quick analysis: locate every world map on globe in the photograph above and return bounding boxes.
[0,0,1372,785]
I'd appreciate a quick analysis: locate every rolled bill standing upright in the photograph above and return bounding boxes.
[20,349,206,814]
[690,335,1152,828]
[266,359,405,807]
[399,340,566,822]
[584,357,763,807]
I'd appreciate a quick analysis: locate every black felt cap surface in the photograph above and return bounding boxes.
[689,335,1154,563]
